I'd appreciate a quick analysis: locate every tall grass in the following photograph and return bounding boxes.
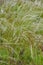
[0,0,43,65]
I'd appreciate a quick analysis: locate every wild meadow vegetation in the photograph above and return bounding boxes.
[0,0,43,65]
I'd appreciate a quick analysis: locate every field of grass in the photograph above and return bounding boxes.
[0,0,43,65]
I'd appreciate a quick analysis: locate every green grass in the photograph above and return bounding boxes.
[0,0,43,65]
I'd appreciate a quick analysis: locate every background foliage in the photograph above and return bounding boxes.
[0,0,43,65]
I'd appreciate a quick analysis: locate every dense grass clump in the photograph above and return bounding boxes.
[0,0,43,65]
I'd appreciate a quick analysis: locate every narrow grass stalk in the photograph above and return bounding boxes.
[30,44,33,59]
